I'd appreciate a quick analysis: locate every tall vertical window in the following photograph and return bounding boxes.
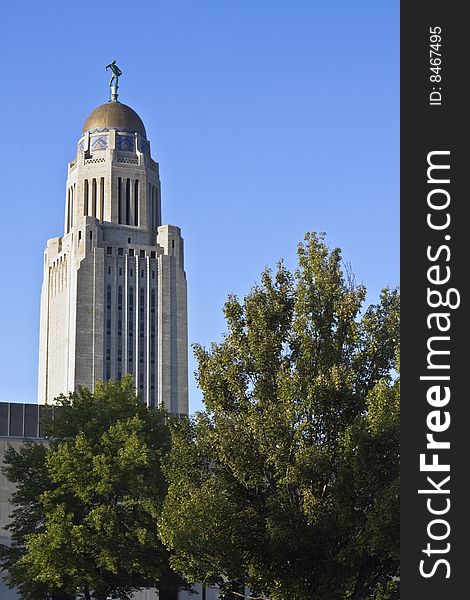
[71,184,74,228]
[154,186,159,229]
[150,288,156,406]
[106,284,112,310]
[128,286,134,373]
[100,177,105,221]
[118,177,122,224]
[126,178,131,225]
[151,186,155,230]
[92,178,97,217]
[148,182,152,229]
[67,188,71,233]
[139,287,145,391]
[134,180,139,227]
[84,179,89,216]
[105,283,112,380]
[117,285,123,372]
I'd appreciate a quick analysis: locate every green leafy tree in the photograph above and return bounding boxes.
[160,233,399,600]
[1,376,185,600]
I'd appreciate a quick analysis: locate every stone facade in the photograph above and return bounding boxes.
[37,101,188,413]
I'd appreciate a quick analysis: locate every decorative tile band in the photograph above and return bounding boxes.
[140,138,149,154]
[116,134,135,151]
[85,157,106,164]
[117,157,139,165]
[91,135,108,150]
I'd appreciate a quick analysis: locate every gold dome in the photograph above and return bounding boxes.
[82,101,146,137]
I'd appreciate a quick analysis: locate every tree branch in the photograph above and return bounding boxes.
[228,592,271,600]
[348,564,386,600]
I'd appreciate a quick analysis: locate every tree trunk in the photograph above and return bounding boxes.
[350,562,385,600]
[350,565,368,600]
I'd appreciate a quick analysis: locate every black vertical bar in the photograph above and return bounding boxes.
[118,177,122,224]
[100,176,104,221]
[84,179,89,216]
[126,178,131,225]
[92,178,97,217]
[401,3,467,598]
[135,179,139,227]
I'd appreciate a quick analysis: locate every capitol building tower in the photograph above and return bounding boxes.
[37,64,188,413]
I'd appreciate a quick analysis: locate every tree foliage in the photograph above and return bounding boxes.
[160,233,399,600]
[0,376,185,600]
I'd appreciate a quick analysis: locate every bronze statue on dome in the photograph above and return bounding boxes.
[105,61,122,101]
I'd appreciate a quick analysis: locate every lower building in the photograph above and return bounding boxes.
[1,403,44,599]
[0,403,228,600]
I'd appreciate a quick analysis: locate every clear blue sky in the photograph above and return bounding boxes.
[0,1,399,411]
